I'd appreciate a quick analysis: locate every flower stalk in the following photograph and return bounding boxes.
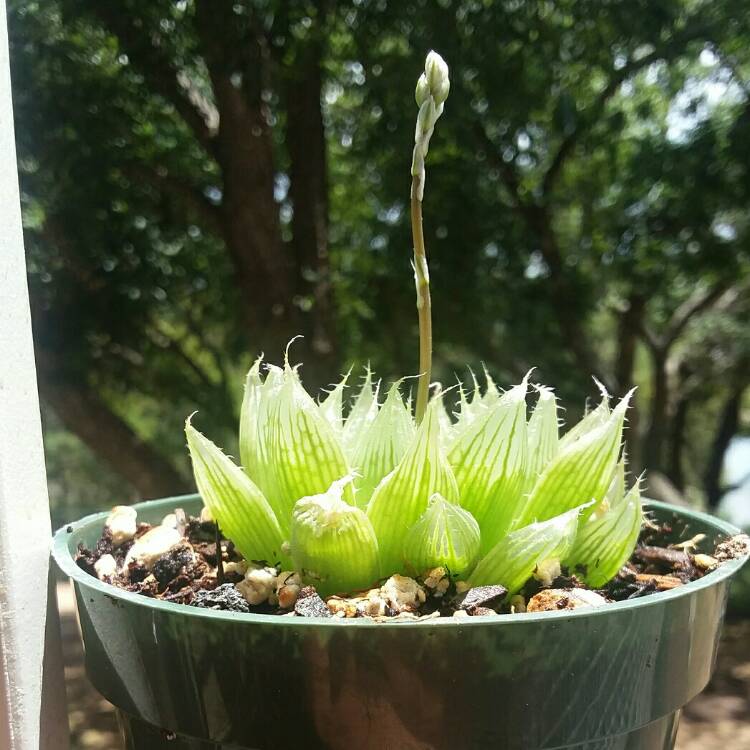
[411,51,450,423]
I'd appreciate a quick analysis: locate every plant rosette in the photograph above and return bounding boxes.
[53,52,750,750]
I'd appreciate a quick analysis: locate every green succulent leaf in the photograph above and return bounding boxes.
[239,355,264,479]
[402,493,480,577]
[518,390,633,526]
[264,365,352,533]
[449,377,528,552]
[342,367,380,460]
[186,418,289,568]
[449,374,485,446]
[350,381,416,508]
[245,364,285,508]
[437,396,457,452]
[566,481,642,588]
[559,386,610,451]
[481,365,501,407]
[291,477,380,596]
[319,369,351,439]
[526,385,559,488]
[367,395,459,576]
[469,505,584,593]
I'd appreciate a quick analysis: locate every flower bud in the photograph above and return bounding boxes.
[424,51,450,105]
[415,73,430,106]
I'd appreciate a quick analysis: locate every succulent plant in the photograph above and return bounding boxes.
[186,362,641,596]
[184,51,642,599]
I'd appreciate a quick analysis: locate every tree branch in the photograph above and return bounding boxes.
[542,49,662,196]
[542,15,715,196]
[662,281,734,349]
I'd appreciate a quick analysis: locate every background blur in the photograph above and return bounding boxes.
[10,0,750,526]
[7,0,750,746]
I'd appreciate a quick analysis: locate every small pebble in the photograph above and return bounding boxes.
[191,584,250,613]
[527,588,608,612]
[236,565,278,605]
[468,606,497,617]
[104,506,138,547]
[94,554,118,581]
[534,559,561,588]
[276,571,302,609]
[455,584,508,612]
[295,587,332,618]
[124,525,183,573]
[693,554,718,570]
[381,574,426,613]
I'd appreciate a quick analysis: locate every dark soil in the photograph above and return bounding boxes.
[74,509,750,620]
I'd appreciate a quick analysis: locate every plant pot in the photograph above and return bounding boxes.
[53,495,749,750]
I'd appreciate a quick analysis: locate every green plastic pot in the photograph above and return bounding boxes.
[53,495,749,750]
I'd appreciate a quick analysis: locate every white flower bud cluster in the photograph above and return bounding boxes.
[411,51,450,200]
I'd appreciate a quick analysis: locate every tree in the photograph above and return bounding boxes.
[10,0,750,508]
[11,0,339,496]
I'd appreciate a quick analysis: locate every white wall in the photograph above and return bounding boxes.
[0,1,68,747]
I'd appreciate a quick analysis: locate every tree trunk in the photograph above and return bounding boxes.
[194,1,294,347]
[284,9,336,363]
[37,371,190,499]
[666,394,689,492]
[614,294,645,472]
[705,385,746,509]
[644,348,669,472]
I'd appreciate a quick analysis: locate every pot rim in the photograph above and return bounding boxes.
[52,494,749,628]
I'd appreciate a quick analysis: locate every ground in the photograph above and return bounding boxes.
[57,582,750,750]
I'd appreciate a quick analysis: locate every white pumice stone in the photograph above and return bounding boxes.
[94,554,118,580]
[104,505,138,547]
[381,574,426,613]
[199,505,214,523]
[123,525,182,573]
[236,565,278,606]
[527,588,608,613]
[693,554,718,570]
[533,558,561,588]
[223,560,248,577]
[161,513,177,529]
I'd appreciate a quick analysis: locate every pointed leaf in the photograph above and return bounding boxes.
[239,355,264,478]
[518,391,633,526]
[247,364,285,509]
[367,396,459,576]
[342,367,380,459]
[402,493,480,577]
[526,385,559,487]
[449,378,528,552]
[566,482,642,587]
[350,381,416,508]
[186,419,288,567]
[319,369,351,438]
[469,505,583,593]
[264,366,352,534]
[559,393,610,451]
